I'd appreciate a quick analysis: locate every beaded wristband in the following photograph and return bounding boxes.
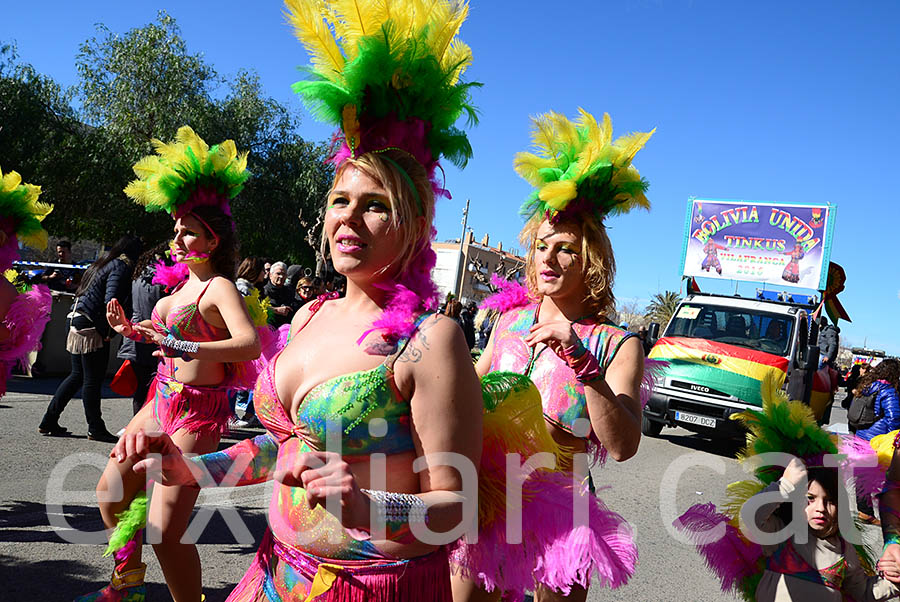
[362,489,428,524]
[161,335,199,361]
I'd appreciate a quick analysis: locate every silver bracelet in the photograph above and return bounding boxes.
[361,489,428,525]
[162,335,200,356]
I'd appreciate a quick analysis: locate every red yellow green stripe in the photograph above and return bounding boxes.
[649,336,788,407]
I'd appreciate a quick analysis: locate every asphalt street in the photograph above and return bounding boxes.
[0,375,882,601]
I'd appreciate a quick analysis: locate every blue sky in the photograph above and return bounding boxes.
[6,1,899,354]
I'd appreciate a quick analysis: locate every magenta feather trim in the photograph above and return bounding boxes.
[114,538,138,563]
[452,470,636,595]
[276,323,291,351]
[358,235,441,345]
[839,435,887,498]
[674,503,762,593]
[151,260,188,291]
[172,186,233,219]
[0,285,52,396]
[328,115,451,200]
[481,274,531,313]
[641,358,667,409]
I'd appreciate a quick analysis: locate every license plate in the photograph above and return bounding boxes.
[674,411,717,428]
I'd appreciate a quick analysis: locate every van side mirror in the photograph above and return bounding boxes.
[648,322,660,346]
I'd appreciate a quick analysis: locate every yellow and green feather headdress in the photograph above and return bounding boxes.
[284,0,479,195]
[514,109,654,223]
[124,126,250,218]
[0,166,52,256]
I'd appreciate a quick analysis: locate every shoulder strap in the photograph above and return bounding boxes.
[385,313,433,371]
[291,294,336,338]
[195,277,218,303]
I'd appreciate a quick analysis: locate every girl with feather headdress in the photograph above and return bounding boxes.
[0,166,53,399]
[74,127,263,602]
[453,109,655,602]
[677,388,900,601]
[109,1,484,600]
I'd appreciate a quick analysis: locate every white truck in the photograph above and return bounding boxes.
[642,293,820,439]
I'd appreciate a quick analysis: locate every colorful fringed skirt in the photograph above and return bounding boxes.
[148,374,231,437]
[227,530,452,602]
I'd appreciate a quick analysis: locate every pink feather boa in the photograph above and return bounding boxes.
[839,434,888,498]
[151,260,189,291]
[0,284,52,397]
[481,274,531,313]
[451,469,637,596]
[358,234,441,345]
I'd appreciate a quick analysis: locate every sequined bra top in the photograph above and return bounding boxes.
[151,278,229,343]
[254,301,426,457]
[489,303,635,437]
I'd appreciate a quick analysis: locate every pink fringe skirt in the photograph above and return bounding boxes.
[147,374,231,437]
[227,530,452,602]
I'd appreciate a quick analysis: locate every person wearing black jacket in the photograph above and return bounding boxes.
[39,235,142,441]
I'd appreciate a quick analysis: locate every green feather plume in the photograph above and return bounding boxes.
[103,491,148,557]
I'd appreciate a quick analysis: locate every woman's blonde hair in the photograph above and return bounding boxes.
[519,213,617,318]
[320,149,435,279]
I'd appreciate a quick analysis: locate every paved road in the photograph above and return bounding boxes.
[0,376,878,601]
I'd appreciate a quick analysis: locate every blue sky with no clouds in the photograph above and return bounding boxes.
[6,1,899,354]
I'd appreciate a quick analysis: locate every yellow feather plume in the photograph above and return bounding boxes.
[329,0,388,60]
[285,0,346,78]
[538,180,577,210]
[722,479,765,520]
[870,430,897,467]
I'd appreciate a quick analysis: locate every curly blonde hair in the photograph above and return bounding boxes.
[519,213,617,319]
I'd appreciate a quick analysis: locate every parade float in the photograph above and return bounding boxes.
[642,198,846,440]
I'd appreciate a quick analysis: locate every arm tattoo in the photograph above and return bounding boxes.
[395,314,438,364]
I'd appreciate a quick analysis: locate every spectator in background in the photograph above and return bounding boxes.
[474,307,498,350]
[817,316,840,364]
[841,363,863,409]
[295,276,316,306]
[284,264,304,292]
[264,261,294,327]
[854,359,900,442]
[235,256,266,297]
[444,297,462,324]
[259,261,272,296]
[117,241,168,416]
[39,234,142,442]
[459,300,476,350]
[40,239,81,292]
[852,358,900,523]
[231,256,267,430]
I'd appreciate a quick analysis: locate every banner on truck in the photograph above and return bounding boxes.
[680,198,835,291]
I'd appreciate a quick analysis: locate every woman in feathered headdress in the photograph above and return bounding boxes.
[455,110,654,601]
[0,167,53,399]
[109,2,483,601]
[74,127,263,602]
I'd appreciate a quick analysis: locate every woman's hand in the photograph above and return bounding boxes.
[112,429,200,487]
[524,320,579,356]
[879,545,900,582]
[106,299,132,335]
[781,457,808,487]
[273,451,370,530]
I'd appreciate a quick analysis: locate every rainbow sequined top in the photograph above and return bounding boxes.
[195,304,427,561]
[489,302,636,440]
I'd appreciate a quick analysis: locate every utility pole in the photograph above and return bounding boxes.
[455,198,470,299]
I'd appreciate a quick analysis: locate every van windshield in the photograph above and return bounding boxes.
[665,304,794,357]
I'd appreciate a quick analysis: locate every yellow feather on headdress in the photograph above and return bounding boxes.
[285,0,346,79]
[0,166,52,252]
[515,108,654,222]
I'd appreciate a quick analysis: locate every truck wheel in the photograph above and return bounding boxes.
[642,414,663,437]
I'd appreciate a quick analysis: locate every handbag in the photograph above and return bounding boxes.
[848,392,878,433]
[110,359,138,396]
[65,298,104,354]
